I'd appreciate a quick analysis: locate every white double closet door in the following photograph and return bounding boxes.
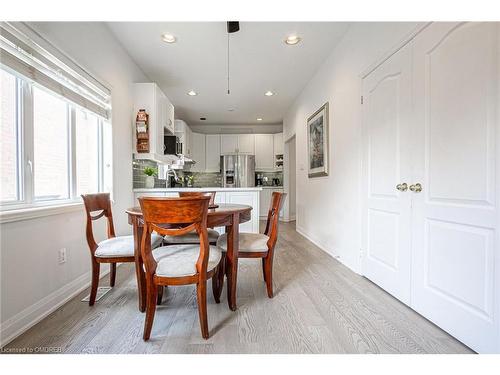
[362,22,500,353]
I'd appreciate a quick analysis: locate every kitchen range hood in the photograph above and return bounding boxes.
[170,154,196,170]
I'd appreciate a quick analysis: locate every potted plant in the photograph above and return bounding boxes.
[143,166,157,188]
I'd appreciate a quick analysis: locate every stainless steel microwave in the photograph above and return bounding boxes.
[164,135,182,155]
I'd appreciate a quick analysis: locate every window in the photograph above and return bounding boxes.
[75,109,100,196]
[33,86,70,201]
[0,67,112,211]
[0,69,21,202]
[1,24,112,212]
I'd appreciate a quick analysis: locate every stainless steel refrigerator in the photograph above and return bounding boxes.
[221,154,255,187]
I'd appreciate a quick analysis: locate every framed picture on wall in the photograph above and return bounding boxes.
[307,102,329,177]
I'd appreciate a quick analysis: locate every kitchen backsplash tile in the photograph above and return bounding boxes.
[133,159,222,188]
[256,171,283,186]
[186,172,222,187]
[133,159,281,188]
[132,159,165,188]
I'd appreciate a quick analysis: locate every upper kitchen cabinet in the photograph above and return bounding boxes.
[185,125,193,158]
[238,134,255,154]
[174,119,193,157]
[273,132,284,170]
[164,96,175,135]
[255,134,275,171]
[220,134,255,154]
[273,132,283,155]
[206,134,221,172]
[133,82,176,163]
[220,134,238,154]
[190,132,206,172]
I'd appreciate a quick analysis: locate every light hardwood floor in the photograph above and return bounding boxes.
[4,221,473,354]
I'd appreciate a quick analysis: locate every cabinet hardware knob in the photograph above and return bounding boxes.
[409,183,422,193]
[396,183,408,192]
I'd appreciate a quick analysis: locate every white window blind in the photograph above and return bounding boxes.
[0,23,111,119]
[0,22,113,215]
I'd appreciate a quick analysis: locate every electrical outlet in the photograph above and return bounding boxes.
[58,248,67,264]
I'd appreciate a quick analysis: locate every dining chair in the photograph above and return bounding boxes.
[138,195,224,340]
[216,191,285,298]
[81,193,163,306]
[162,191,220,245]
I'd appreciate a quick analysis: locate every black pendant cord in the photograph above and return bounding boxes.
[226,21,239,95]
[227,33,230,95]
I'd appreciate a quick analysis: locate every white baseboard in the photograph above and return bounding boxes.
[295,225,361,275]
[0,267,110,347]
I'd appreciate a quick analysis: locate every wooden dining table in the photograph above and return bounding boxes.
[126,203,252,312]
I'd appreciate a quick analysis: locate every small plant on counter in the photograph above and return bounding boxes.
[185,175,194,187]
[143,167,157,177]
[143,167,157,188]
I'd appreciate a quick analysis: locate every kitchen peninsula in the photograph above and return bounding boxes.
[133,187,261,233]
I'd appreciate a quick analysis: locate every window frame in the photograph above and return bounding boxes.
[0,69,110,212]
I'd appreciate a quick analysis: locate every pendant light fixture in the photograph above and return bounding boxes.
[226,21,240,95]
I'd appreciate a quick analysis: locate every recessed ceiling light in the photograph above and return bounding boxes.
[257,118,263,121]
[161,34,177,43]
[227,108,235,112]
[264,91,274,97]
[200,117,206,121]
[187,90,198,96]
[285,35,301,45]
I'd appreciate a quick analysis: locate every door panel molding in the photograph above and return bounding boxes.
[361,42,413,306]
[412,22,499,353]
[423,22,496,207]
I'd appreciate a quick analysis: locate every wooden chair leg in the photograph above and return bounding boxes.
[212,265,221,304]
[264,256,274,298]
[215,253,225,302]
[157,285,164,305]
[143,279,157,341]
[110,263,116,287]
[262,258,267,282]
[196,280,209,339]
[89,260,100,306]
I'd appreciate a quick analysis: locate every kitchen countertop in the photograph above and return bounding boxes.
[134,187,263,193]
[259,186,284,189]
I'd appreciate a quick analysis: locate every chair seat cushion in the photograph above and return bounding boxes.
[217,232,269,253]
[95,234,163,258]
[152,244,222,277]
[163,228,220,244]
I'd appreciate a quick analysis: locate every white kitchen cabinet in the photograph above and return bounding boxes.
[225,191,260,233]
[237,134,255,154]
[133,83,176,163]
[185,125,193,158]
[205,134,221,172]
[190,132,206,172]
[220,134,238,154]
[164,95,175,135]
[254,134,275,171]
[259,188,272,217]
[174,119,194,157]
[273,188,285,219]
[220,134,255,154]
[273,132,283,155]
[259,188,284,219]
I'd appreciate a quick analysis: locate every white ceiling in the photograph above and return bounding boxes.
[107,22,350,126]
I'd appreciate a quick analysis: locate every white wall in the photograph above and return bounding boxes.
[283,135,296,221]
[0,22,148,345]
[283,23,419,273]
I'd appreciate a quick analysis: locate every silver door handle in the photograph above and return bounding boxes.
[409,183,422,193]
[396,183,408,192]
